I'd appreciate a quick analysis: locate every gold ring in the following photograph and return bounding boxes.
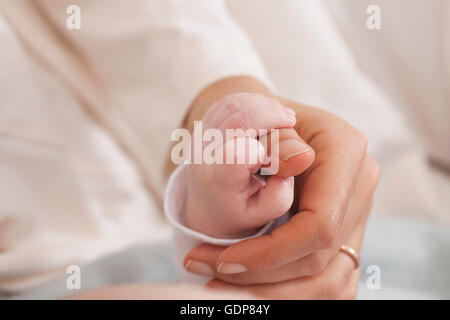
[340,245,360,269]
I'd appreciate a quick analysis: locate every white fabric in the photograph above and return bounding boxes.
[0,0,448,292]
[0,0,271,291]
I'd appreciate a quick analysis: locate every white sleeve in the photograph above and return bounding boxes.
[164,165,290,284]
[1,0,274,197]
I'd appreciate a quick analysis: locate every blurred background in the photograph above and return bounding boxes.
[0,0,448,299]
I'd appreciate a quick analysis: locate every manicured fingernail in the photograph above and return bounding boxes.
[217,262,247,274]
[279,139,310,161]
[184,259,214,276]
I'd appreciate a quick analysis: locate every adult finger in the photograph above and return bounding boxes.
[205,251,356,300]
[204,199,369,299]
[261,128,315,178]
[209,103,369,273]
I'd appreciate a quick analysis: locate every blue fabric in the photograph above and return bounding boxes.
[358,217,450,299]
[6,241,178,300]
[6,217,450,299]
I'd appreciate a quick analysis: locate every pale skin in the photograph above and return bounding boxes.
[185,92,315,238]
[178,76,380,299]
[70,75,379,300]
[66,283,257,300]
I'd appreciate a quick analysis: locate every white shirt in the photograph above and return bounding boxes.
[0,0,448,292]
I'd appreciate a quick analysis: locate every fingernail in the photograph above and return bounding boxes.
[217,262,247,274]
[278,139,310,161]
[184,259,214,276]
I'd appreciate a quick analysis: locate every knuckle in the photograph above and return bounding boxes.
[307,252,328,275]
[267,257,282,272]
[318,219,339,249]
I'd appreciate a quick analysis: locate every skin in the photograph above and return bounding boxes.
[65,283,257,300]
[176,76,380,299]
[185,92,315,238]
[67,75,378,300]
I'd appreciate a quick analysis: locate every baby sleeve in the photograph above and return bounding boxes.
[164,164,290,284]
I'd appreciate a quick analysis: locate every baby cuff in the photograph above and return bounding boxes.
[163,164,276,246]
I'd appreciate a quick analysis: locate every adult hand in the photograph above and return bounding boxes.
[183,96,379,299]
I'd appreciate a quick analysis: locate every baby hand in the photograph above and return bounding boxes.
[185,93,314,238]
